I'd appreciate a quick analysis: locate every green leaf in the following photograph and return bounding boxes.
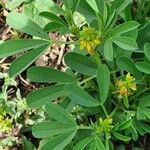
[136,95,150,120]
[110,21,139,37]
[9,44,48,78]
[139,95,150,107]
[27,66,76,83]
[133,120,150,136]
[63,0,73,10]
[45,103,76,125]
[112,0,132,13]
[105,9,116,30]
[144,43,150,61]
[137,20,150,50]
[97,64,110,103]
[112,36,138,50]
[130,125,138,141]
[6,12,49,39]
[5,0,24,10]
[0,39,48,58]
[40,11,68,27]
[104,39,113,61]
[65,84,100,107]
[39,130,77,150]
[116,56,142,80]
[32,121,76,138]
[86,0,98,12]
[71,0,81,12]
[64,52,98,76]
[43,0,65,15]
[22,137,36,150]
[135,62,150,74]
[44,22,65,32]
[27,84,65,108]
[94,136,106,150]
[73,137,93,150]
[76,0,96,23]
[137,107,150,120]
[113,119,132,131]
[23,0,49,28]
[113,132,131,142]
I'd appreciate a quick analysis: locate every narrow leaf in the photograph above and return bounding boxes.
[112,0,132,13]
[44,22,65,32]
[144,43,150,61]
[45,103,76,125]
[0,39,49,58]
[112,36,138,50]
[76,0,96,23]
[114,119,132,131]
[27,66,76,83]
[74,137,93,150]
[104,39,113,61]
[32,121,76,138]
[110,21,139,37]
[94,137,106,150]
[65,84,100,107]
[40,130,76,150]
[6,12,49,39]
[27,84,65,108]
[5,0,24,10]
[97,64,110,103]
[64,52,98,76]
[135,62,150,74]
[113,132,131,142]
[40,11,67,27]
[9,44,49,77]
[116,56,142,80]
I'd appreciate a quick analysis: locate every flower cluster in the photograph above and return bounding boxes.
[116,73,137,98]
[97,117,113,133]
[0,108,12,132]
[79,27,100,55]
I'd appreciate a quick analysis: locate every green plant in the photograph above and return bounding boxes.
[0,0,150,149]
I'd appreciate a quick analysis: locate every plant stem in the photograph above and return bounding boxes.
[77,126,93,130]
[105,133,110,150]
[112,70,117,83]
[94,51,101,65]
[52,40,78,45]
[100,104,108,117]
[79,75,96,85]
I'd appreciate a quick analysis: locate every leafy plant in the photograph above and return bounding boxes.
[0,0,150,149]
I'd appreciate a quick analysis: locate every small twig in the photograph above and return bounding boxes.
[56,36,66,66]
[19,75,30,86]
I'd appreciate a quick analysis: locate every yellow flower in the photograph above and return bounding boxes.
[125,73,137,91]
[119,86,128,97]
[79,27,100,55]
[116,73,137,98]
[0,107,12,132]
[98,117,113,133]
[0,115,12,132]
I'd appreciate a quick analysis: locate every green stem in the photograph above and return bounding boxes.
[105,133,110,150]
[112,70,117,83]
[77,126,93,130]
[94,51,101,65]
[123,96,129,109]
[79,75,96,85]
[52,40,78,45]
[100,104,108,117]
